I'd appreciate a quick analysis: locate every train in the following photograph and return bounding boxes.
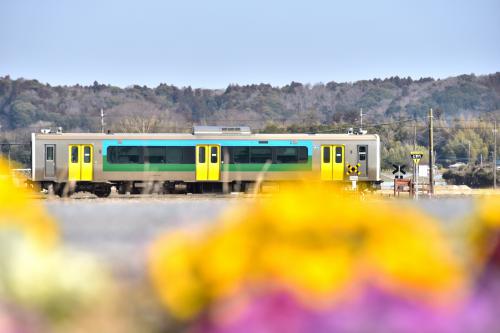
[30,126,381,196]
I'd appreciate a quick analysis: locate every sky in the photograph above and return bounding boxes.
[0,0,499,88]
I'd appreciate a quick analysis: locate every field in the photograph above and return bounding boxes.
[44,194,477,280]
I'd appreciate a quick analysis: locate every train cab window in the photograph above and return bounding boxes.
[199,147,206,163]
[335,147,343,163]
[323,147,330,163]
[210,147,218,163]
[250,147,272,163]
[71,146,79,163]
[229,147,250,164]
[276,147,298,163]
[358,146,367,161]
[46,146,54,161]
[83,146,91,163]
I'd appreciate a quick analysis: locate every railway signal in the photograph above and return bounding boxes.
[392,164,406,179]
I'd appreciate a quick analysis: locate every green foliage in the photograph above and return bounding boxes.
[442,166,495,188]
[0,74,499,171]
[381,144,428,170]
[9,101,36,127]
[441,129,488,165]
[1,74,499,132]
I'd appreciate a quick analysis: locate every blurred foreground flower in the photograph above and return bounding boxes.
[149,183,497,333]
[469,195,500,292]
[0,159,57,247]
[0,159,111,331]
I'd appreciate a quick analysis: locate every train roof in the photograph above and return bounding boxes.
[33,132,379,141]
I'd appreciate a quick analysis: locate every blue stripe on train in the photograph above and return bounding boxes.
[102,139,314,155]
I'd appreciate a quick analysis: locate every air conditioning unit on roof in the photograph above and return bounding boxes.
[193,126,251,135]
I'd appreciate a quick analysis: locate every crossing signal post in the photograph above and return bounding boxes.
[410,152,424,200]
[392,164,406,179]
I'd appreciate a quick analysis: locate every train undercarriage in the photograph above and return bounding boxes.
[37,180,381,197]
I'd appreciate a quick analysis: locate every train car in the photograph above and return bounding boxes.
[31,126,381,196]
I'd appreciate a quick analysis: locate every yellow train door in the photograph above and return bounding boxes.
[68,144,93,181]
[320,145,344,181]
[68,145,80,181]
[320,145,333,180]
[196,144,220,181]
[81,145,93,181]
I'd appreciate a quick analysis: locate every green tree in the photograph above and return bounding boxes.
[441,129,488,165]
[10,101,36,128]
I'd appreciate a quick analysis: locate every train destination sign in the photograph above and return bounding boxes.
[410,152,424,164]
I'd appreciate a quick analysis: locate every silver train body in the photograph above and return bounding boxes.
[31,129,381,196]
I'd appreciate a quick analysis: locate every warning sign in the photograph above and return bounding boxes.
[410,152,424,164]
[346,163,361,176]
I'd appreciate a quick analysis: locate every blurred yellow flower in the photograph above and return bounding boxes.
[0,159,57,247]
[149,231,208,319]
[149,183,465,319]
[0,158,111,325]
[468,195,500,273]
[477,195,500,228]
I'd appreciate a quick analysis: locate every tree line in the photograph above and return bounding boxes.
[0,73,499,169]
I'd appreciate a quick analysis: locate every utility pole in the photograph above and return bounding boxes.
[360,108,363,129]
[468,141,471,164]
[428,108,434,195]
[413,120,417,187]
[100,109,105,133]
[413,120,417,150]
[7,145,11,169]
[494,120,497,189]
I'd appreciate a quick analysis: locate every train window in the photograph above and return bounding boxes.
[199,147,206,163]
[323,147,330,163]
[210,147,218,163]
[335,147,343,163]
[71,146,79,163]
[250,147,272,163]
[230,147,250,164]
[298,147,308,163]
[165,147,182,163]
[163,147,196,164]
[181,147,196,164]
[107,146,142,164]
[83,146,91,163]
[276,147,298,163]
[107,146,196,164]
[46,146,54,161]
[145,147,166,163]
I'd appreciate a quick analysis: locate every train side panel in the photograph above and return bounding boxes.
[32,133,381,188]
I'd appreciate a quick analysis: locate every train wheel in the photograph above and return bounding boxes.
[94,185,111,198]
